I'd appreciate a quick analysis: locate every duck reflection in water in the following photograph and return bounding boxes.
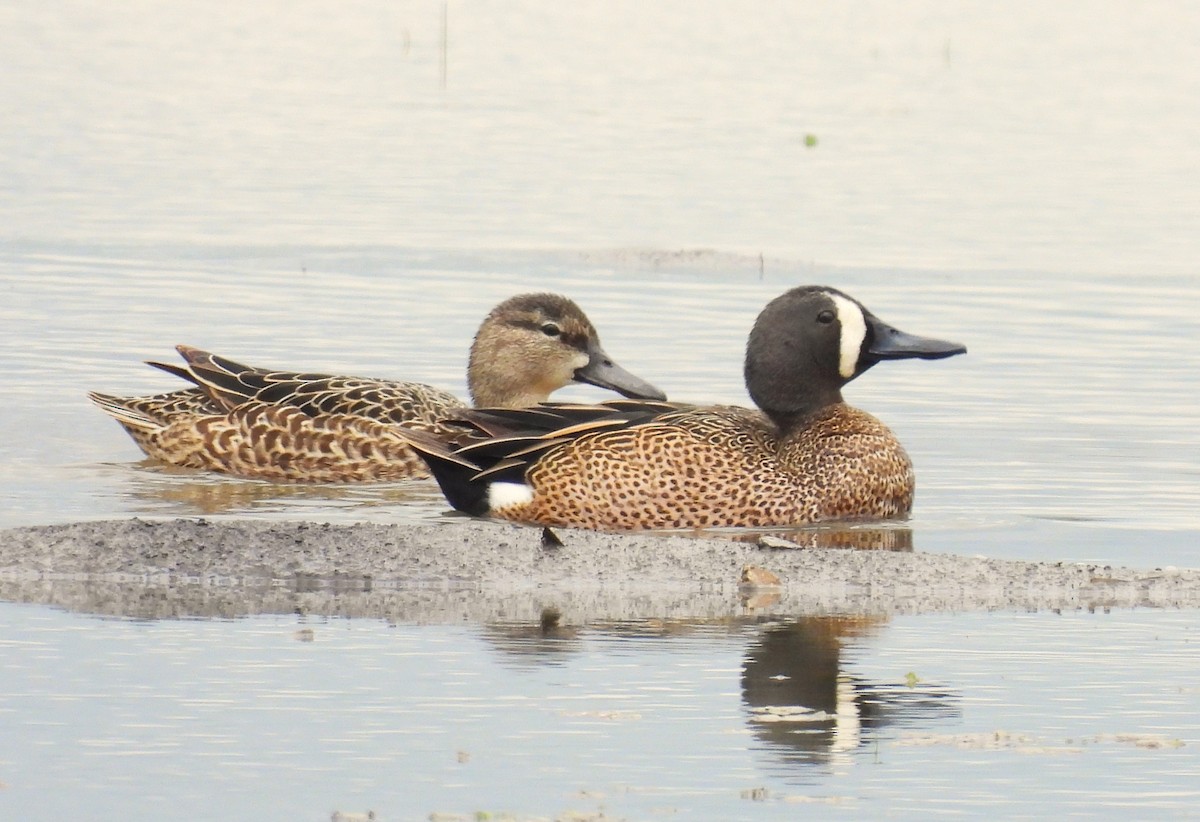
[743,618,959,769]
[479,607,960,773]
[478,607,586,668]
[728,524,914,551]
[106,463,444,517]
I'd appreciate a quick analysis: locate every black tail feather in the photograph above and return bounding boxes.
[401,429,493,515]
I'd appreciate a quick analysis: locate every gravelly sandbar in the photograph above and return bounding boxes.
[1,518,1197,622]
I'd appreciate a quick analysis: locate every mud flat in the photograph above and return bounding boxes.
[1,518,1197,622]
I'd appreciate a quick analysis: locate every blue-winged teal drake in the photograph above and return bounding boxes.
[88,293,665,483]
[404,285,966,530]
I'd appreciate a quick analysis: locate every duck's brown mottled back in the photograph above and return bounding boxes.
[415,403,913,529]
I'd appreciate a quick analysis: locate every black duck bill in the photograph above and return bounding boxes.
[865,312,967,363]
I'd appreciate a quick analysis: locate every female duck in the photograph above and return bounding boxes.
[406,286,966,529]
[88,293,664,483]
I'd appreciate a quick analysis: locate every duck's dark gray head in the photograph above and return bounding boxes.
[744,286,966,428]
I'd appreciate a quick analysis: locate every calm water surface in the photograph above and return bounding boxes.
[2,603,1198,820]
[2,1,1199,818]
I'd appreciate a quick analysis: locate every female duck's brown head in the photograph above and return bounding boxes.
[467,293,665,407]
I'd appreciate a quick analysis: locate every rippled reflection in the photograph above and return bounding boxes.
[718,524,914,551]
[108,462,448,521]
[479,613,960,771]
[742,618,958,769]
[477,609,587,666]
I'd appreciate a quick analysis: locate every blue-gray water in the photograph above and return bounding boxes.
[2,1,1198,818]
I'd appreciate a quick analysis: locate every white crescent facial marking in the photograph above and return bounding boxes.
[828,293,867,379]
[487,481,534,511]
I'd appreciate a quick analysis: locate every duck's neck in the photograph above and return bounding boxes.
[468,377,552,408]
[759,388,845,435]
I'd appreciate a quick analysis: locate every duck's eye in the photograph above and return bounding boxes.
[540,323,562,337]
[817,310,836,325]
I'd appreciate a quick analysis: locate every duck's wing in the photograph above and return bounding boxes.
[164,345,464,424]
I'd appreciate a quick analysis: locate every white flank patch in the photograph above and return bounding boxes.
[487,481,535,511]
[829,293,867,379]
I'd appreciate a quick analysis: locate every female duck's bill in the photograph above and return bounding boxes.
[569,335,665,401]
[407,285,967,531]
